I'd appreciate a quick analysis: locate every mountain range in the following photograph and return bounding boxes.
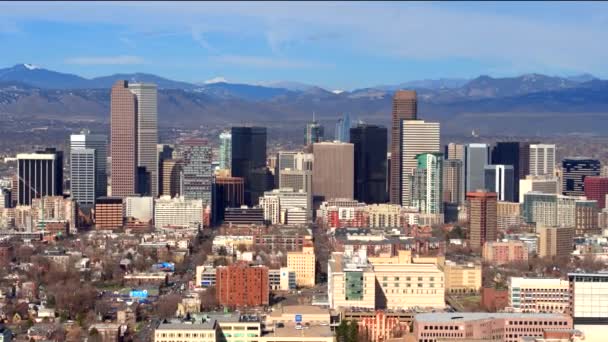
[1,64,607,135]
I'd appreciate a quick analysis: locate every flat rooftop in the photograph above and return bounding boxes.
[415,312,568,323]
[265,324,333,338]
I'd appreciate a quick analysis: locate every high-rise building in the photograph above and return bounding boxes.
[389,90,417,204]
[529,144,556,176]
[312,142,354,201]
[401,120,440,206]
[160,159,181,198]
[584,176,608,209]
[491,142,532,200]
[154,196,204,229]
[350,124,388,204]
[94,196,124,229]
[70,131,107,207]
[561,158,600,196]
[17,148,64,205]
[464,143,490,194]
[231,127,268,206]
[219,131,232,171]
[287,246,316,287]
[129,83,158,197]
[275,151,313,189]
[125,196,154,223]
[335,113,351,142]
[445,143,465,161]
[178,139,213,207]
[484,164,515,202]
[412,152,443,214]
[110,80,137,197]
[213,176,244,223]
[467,190,497,249]
[537,226,574,259]
[260,188,310,224]
[519,175,559,203]
[216,263,269,307]
[305,120,324,146]
[568,272,608,326]
[443,159,464,205]
[523,192,599,235]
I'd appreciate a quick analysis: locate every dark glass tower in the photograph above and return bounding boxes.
[350,124,388,204]
[231,127,269,206]
[562,158,601,196]
[17,148,64,205]
[491,141,532,201]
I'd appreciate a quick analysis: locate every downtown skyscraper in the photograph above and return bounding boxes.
[465,143,490,193]
[389,90,417,204]
[17,148,64,206]
[401,120,440,206]
[412,152,443,214]
[350,123,387,204]
[231,126,269,206]
[219,131,232,171]
[178,139,213,207]
[335,113,351,143]
[110,80,158,197]
[70,130,107,208]
[305,118,324,146]
[491,141,532,200]
[562,158,601,196]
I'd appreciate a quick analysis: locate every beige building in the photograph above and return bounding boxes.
[497,201,522,230]
[287,246,316,287]
[328,252,377,310]
[312,142,354,200]
[401,120,440,206]
[537,225,574,259]
[367,204,403,228]
[442,260,482,294]
[509,277,570,313]
[519,175,559,203]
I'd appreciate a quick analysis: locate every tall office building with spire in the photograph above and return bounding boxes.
[305,113,324,146]
[335,113,351,142]
[389,90,417,204]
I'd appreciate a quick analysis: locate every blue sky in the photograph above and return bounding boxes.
[0,1,607,90]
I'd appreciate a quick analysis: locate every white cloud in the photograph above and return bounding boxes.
[65,55,145,65]
[204,76,227,84]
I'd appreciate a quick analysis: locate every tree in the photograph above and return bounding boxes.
[156,294,182,319]
[199,287,218,310]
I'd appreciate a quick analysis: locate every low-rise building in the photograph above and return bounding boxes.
[154,196,204,229]
[216,263,269,307]
[509,277,570,313]
[537,226,574,259]
[287,246,315,287]
[482,240,529,265]
[195,265,217,288]
[442,260,482,294]
[268,267,296,291]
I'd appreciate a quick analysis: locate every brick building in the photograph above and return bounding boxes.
[94,197,124,229]
[482,240,528,265]
[216,263,269,307]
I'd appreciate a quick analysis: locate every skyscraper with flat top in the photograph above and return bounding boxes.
[465,143,490,193]
[129,83,158,197]
[350,124,387,204]
[484,164,515,202]
[401,120,440,206]
[529,144,556,176]
[231,126,268,206]
[17,148,64,205]
[219,131,232,171]
[110,80,137,197]
[70,130,107,208]
[412,152,443,214]
[178,139,213,207]
[562,158,600,196]
[312,141,354,201]
[467,190,497,250]
[389,90,417,204]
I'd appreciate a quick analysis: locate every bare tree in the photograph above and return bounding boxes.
[156,294,182,319]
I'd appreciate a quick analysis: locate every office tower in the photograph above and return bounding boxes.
[157,144,175,163]
[350,124,388,204]
[178,139,213,207]
[529,144,556,176]
[411,152,443,214]
[467,190,497,249]
[519,175,559,203]
[213,176,244,223]
[279,169,312,199]
[129,83,158,196]
[305,120,324,146]
[538,226,574,259]
[219,131,232,171]
[160,159,181,198]
[261,188,310,224]
[231,127,268,206]
[465,143,490,193]
[94,197,123,229]
[17,148,64,206]
[568,272,608,326]
[445,143,465,161]
[70,131,107,206]
[312,142,354,200]
[335,113,351,142]
[110,81,137,196]
[584,176,608,209]
[69,148,95,208]
[125,196,154,223]
[484,164,515,202]
[443,159,464,205]
[275,151,312,188]
[561,158,600,196]
[401,120,440,206]
[0,189,10,209]
[491,142,530,200]
[389,90,417,204]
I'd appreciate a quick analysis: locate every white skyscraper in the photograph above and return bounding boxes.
[401,120,440,206]
[529,144,556,176]
[70,130,107,207]
[129,83,158,197]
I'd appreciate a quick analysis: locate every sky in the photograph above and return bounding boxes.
[0,1,607,90]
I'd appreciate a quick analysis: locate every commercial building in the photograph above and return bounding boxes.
[445,143,465,161]
[125,196,154,223]
[154,196,204,229]
[160,159,182,198]
[224,207,265,226]
[584,176,608,209]
[219,131,232,171]
[259,188,310,225]
[484,164,515,202]
[401,120,440,206]
[367,204,404,228]
[389,90,417,204]
[442,260,482,294]
[497,201,522,230]
[519,175,560,203]
[537,226,573,259]
[70,130,107,207]
[508,277,570,313]
[312,142,354,200]
[562,158,601,196]
[335,113,351,143]
[529,144,556,176]
[130,83,158,196]
[287,246,315,288]
[31,196,77,232]
[411,152,443,214]
[305,119,324,146]
[216,264,269,307]
[443,159,464,205]
[231,127,268,206]
[482,241,529,265]
[350,124,388,204]
[568,272,608,325]
[94,197,124,229]
[467,190,498,249]
[492,141,532,200]
[464,143,490,194]
[17,149,64,206]
[213,176,244,223]
[268,267,296,291]
[412,312,572,342]
[178,139,213,207]
[523,192,598,235]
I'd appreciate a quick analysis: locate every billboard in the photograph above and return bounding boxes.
[130,289,149,298]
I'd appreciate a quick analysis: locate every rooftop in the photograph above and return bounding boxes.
[415,312,568,323]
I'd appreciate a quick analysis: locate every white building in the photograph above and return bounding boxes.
[401,120,440,206]
[125,196,154,222]
[154,196,203,228]
[529,144,556,176]
[259,195,280,224]
[268,267,296,291]
[508,277,570,313]
[219,131,231,171]
[519,175,560,203]
[70,130,107,207]
[261,188,310,224]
